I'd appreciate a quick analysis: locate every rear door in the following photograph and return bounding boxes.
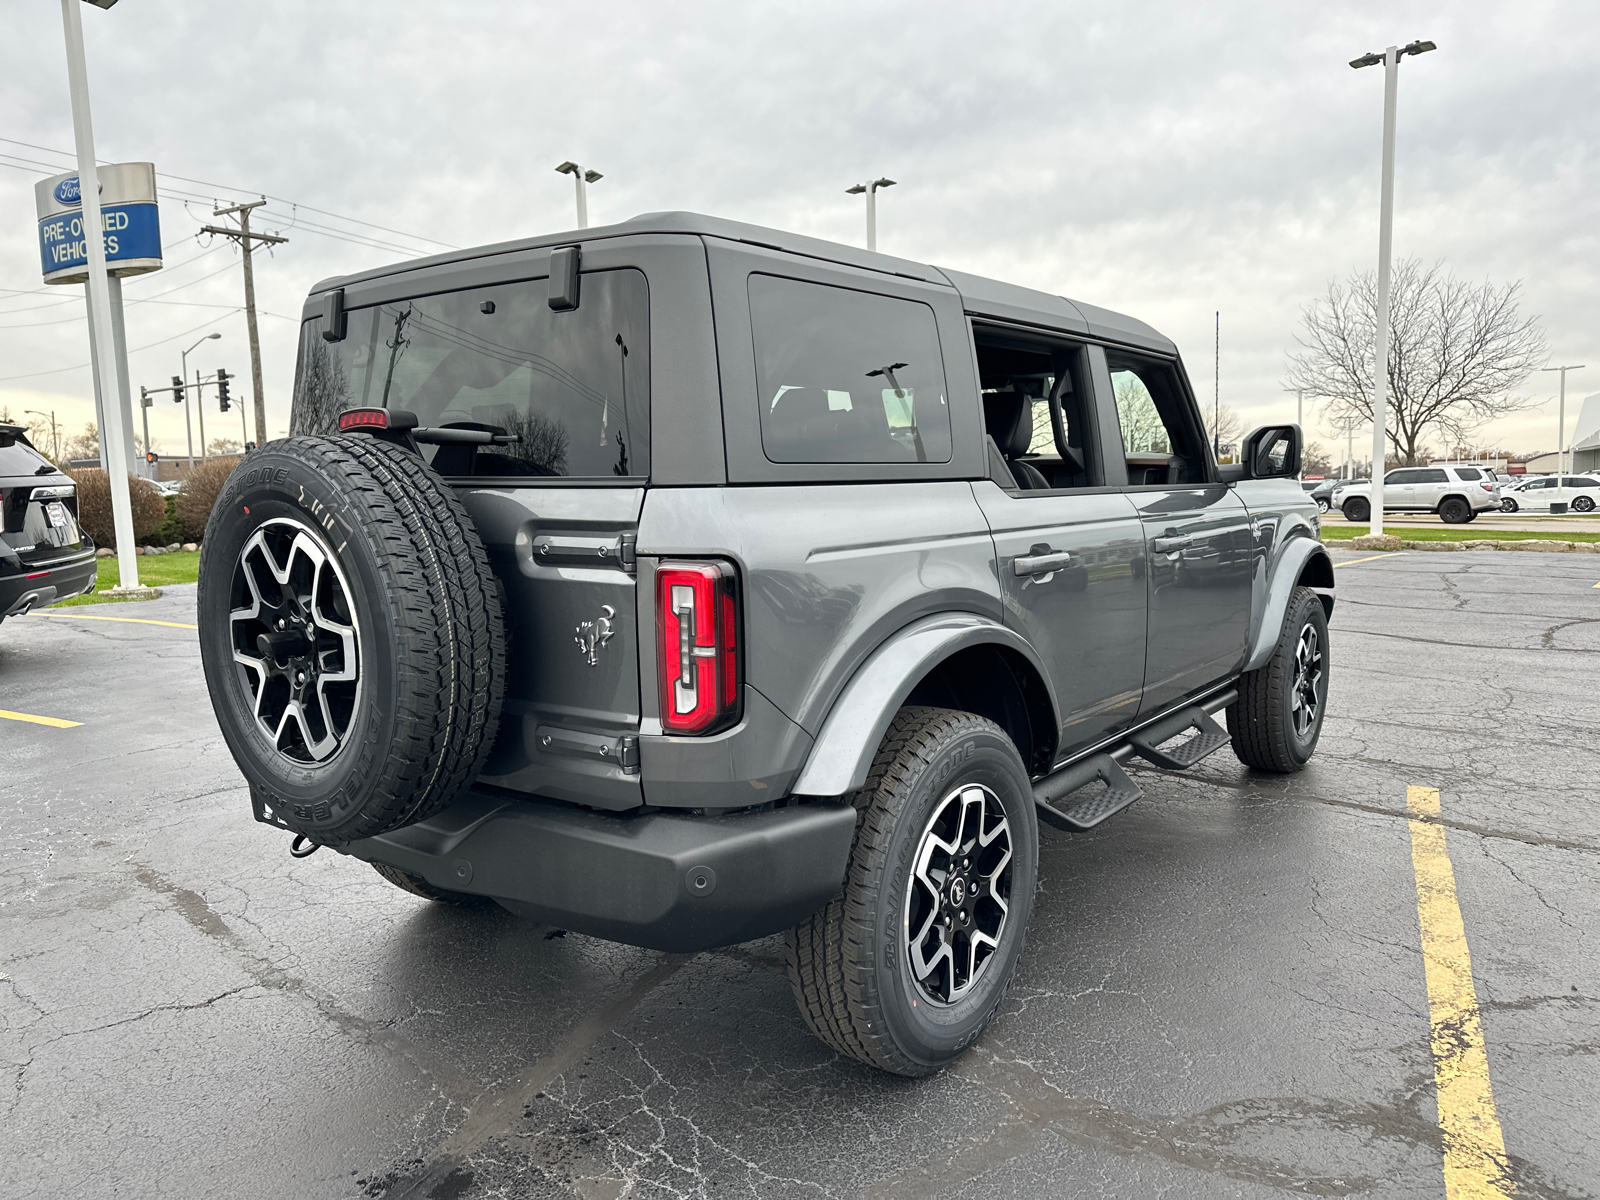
[970,330,1147,755]
[1384,468,1421,509]
[293,254,653,810]
[1098,348,1254,714]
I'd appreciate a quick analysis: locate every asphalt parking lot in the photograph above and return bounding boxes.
[2,549,1597,1199]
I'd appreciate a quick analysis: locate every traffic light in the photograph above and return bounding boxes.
[171,375,184,403]
[140,385,152,409]
[146,451,160,464]
[216,368,231,412]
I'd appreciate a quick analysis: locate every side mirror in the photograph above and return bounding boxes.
[1218,424,1302,482]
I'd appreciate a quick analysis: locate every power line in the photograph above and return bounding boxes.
[0,312,236,382]
[0,262,242,328]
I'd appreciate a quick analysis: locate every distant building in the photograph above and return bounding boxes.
[1573,394,1600,474]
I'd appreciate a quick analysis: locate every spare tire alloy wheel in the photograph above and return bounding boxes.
[230,519,360,763]
[197,436,505,849]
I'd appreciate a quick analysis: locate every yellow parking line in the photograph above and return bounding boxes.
[27,612,197,630]
[1407,785,1515,1198]
[0,709,82,729]
[1334,552,1406,568]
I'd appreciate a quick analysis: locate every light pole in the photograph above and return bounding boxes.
[60,0,140,591]
[846,178,895,251]
[24,410,61,461]
[1539,365,1585,477]
[1351,38,1435,534]
[182,332,221,466]
[555,162,603,229]
[1287,389,1308,478]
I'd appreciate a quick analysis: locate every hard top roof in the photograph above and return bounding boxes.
[309,211,1175,355]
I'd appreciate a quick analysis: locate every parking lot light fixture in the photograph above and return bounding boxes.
[1539,365,1585,476]
[847,178,896,251]
[555,162,603,229]
[1351,38,1435,535]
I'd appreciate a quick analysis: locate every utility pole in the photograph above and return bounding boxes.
[1539,365,1585,476]
[24,409,61,461]
[202,201,285,447]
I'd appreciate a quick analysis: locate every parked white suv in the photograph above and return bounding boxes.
[1338,465,1499,523]
[1500,475,1600,514]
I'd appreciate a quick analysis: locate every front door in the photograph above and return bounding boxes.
[1100,348,1254,715]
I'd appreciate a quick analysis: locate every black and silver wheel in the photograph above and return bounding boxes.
[1439,496,1471,524]
[229,519,361,763]
[197,435,505,847]
[1315,498,1330,514]
[1342,497,1370,522]
[1574,496,1595,513]
[1501,497,1519,513]
[785,707,1038,1076]
[1228,585,1330,773]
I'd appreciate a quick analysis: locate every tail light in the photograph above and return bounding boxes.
[657,561,740,734]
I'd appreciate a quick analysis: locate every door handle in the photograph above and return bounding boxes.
[1151,535,1191,554]
[1014,550,1073,576]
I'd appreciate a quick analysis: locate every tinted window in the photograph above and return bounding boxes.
[0,439,52,477]
[293,270,649,479]
[1454,467,1482,480]
[1386,469,1422,484]
[1571,477,1599,488]
[1419,469,1449,483]
[749,274,951,464]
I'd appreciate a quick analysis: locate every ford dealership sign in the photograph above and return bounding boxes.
[34,163,162,285]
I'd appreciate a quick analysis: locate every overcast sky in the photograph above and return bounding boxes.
[2,0,1596,464]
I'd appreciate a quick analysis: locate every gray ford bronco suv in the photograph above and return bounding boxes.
[197,212,1333,1076]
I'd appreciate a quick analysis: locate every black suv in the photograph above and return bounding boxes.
[197,212,1334,1075]
[0,424,96,623]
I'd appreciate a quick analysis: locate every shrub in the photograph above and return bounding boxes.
[176,455,242,542]
[69,469,167,549]
[147,495,183,547]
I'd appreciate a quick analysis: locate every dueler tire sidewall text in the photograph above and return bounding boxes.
[198,447,401,837]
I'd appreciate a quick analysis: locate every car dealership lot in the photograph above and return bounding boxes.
[2,552,1597,1200]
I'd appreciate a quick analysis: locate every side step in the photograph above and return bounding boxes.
[1126,704,1231,770]
[1033,754,1143,832]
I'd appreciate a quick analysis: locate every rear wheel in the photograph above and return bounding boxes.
[1229,586,1329,773]
[1439,497,1471,524]
[1574,496,1596,513]
[785,707,1038,1076]
[1342,497,1370,522]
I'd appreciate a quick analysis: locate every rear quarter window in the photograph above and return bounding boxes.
[0,440,51,477]
[748,274,951,464]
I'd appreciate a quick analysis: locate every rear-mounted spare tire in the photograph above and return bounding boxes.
[197,435,505,847]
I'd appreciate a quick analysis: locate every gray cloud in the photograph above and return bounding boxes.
[2,0,1594,458]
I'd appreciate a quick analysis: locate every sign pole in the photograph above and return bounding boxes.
[107,274,138,475]
[59,0,141,591]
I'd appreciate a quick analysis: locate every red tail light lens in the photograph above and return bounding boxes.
[657,561,741,734]
[337,407,390,431]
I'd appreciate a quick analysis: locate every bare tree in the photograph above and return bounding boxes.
[1202,404,1245,459]
[61,422,100,462]
[1285,260,1547,466]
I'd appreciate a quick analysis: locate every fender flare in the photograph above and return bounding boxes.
[1242,536,1334,673]
[789,612,1059,798]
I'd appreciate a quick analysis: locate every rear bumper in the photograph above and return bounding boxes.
[0,550,97,616]
[342,789,857,952]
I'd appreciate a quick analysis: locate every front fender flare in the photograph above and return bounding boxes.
[1243,536,1334,674]
[789,612,1058,798]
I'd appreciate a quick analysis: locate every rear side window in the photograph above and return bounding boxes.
[0,440,51,476]
[293,269,649,479]
[749,274,951,464]
[1569,477,1599,488]
[1419,469,1449,483]
[1454,467,1482,480]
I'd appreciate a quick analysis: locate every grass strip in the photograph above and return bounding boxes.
[58,550,200,604]
[1321,525,1600,544]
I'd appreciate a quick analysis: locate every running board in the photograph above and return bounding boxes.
[1033,754,1143,832]
[1126,704,1231,770]
[1031,688,1238,832]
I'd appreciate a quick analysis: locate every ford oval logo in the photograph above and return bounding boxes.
[53,176,81,206]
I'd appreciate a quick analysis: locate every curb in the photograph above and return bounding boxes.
[1323,538,1597,554]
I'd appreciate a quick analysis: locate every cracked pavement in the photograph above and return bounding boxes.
[1,551,1596,1198]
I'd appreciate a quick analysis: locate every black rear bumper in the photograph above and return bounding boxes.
[0,550,97,617]
[342,790,857,952]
